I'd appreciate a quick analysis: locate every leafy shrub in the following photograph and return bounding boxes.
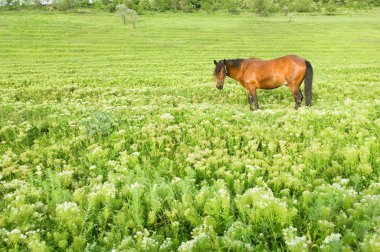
[290,0,318,12]
[251,0,273,15]
[81,111,115,137]
[325,1,337,15]
[235,187,296,234]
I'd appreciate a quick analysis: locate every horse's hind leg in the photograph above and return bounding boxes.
[299,88,304,103]
[247,88,259,111]
[289,84,303,110]
[295,88,303,109]
[294,89,303,109]
[289,76,304,109]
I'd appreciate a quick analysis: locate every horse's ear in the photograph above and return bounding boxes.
[223,59,227,64]
[214,60,217,65]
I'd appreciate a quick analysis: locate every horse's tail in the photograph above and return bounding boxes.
[304,60,313,106]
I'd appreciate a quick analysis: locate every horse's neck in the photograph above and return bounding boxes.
[226,61,243,81]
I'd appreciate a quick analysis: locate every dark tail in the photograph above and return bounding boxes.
[304,60,313,106]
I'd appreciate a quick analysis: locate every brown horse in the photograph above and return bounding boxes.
[213,55,313,110]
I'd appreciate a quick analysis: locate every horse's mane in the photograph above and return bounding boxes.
[214,57,260,75]
[227,59,245,69]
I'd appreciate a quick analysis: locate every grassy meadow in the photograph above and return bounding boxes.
[0,9,380,251]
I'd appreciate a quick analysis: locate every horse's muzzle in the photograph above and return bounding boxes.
[216,84,224,90]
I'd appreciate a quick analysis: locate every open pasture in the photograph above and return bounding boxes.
[0,10,380,251]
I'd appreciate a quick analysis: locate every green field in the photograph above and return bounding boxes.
[0,10,380,251]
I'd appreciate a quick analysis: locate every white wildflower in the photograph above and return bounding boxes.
[159,237,173,251]
[321,233,342,251]
[283,226,311,252]
[130,182,144,190]
[56,201,81,220]
[160,113,174,121]
[323,233,341,244]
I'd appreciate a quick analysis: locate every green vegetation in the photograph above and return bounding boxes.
[2,0,380,14]
[0,10,380,251]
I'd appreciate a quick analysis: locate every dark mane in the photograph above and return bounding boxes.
[214,58,260,76]
[227,59,245,68]
[214,58,246,76]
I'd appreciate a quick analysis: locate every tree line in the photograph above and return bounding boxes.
[1,0,379,15]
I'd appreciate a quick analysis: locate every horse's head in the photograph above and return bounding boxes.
[213,59,227,90]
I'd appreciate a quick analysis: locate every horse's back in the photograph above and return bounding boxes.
[241,55,307,89]
[244,55,304,69]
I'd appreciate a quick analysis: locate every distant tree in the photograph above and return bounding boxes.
[190,0,201,9]
[149,0,170,11]
[224,0,240,13]
[283,5,289,15]
[52,0,76,11]
[290,0,317,12]
[200,0,222,11]
[288,12,293,22]
[179,0,194,12]
[123,0,134,8]
[32,0,43,7]
[75,0,91,7]
[251,0,273,16]
[237,0,250,9]
[4,0,21,9]
[324,1,337,15]
[137,0,151,10]
[116,4,138,28]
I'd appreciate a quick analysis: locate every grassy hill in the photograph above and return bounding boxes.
[0,10,379,251]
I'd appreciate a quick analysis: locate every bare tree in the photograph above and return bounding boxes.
[288,12,293,22]
[116,4,138,29]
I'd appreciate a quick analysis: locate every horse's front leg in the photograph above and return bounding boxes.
[247,88,259,111]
